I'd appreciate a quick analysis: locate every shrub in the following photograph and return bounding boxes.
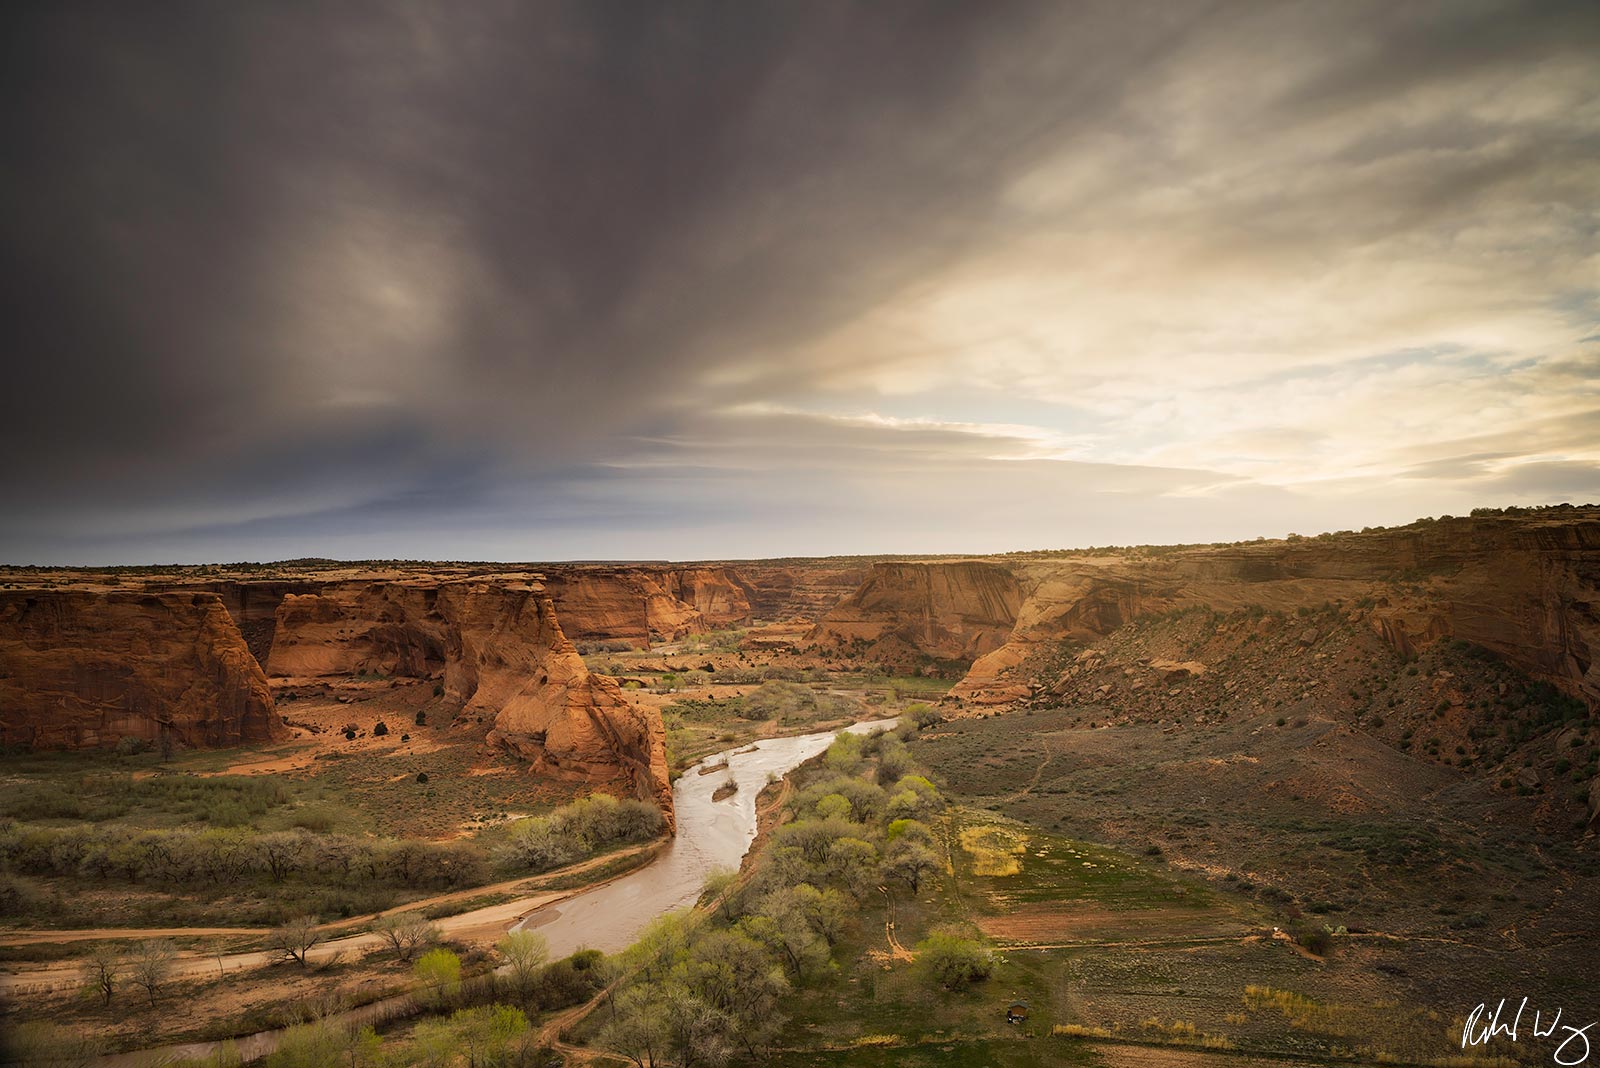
[915,931,994,989]
[416,772,430,784]
[373,721,389,737]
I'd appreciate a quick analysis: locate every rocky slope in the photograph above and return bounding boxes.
[266,576,673,822]
[807,510,1600,713]
[0,590,284,749]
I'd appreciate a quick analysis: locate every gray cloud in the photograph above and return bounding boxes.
[2,1,1596,563]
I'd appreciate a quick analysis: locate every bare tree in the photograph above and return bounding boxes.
[373,911,439,963]
[81,944,121,1005]
[267,915,323,968]
[128,939,177,1006]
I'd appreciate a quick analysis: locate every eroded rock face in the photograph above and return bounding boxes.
[543,566,752,647]
[0,590,284,749]
[266,577,673,824]
[734,563,871,621]
[809,561,1023,662]
[815,512,1600,710]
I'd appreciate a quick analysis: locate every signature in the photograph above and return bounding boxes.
[1463,998,1595,1066]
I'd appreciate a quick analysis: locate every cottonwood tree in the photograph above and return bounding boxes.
[444,1005,529,1068]
[263,1021,341,1068]
[495,929,549,1008]
[685,928,790,1059]
[915,930,994,989]
[884,841,940,896]
[267,915,323,968]
[789,883,849,946]
[824,836,880,899]
[744,893,828,980]
[373,911,439,963]
[81,944,121,1005]
[337,1024,382,1068]
[128,939,177,1006]
[412,947,462,1006]
[597,985,670,1068]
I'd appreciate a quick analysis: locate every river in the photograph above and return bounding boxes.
[96,717,897,1067]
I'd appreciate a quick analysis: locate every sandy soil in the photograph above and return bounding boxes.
[0,844,657,992]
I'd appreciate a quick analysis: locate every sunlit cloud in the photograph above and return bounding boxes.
[2,2,1597,562]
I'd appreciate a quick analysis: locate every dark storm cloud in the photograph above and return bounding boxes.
[2,1,1596,562]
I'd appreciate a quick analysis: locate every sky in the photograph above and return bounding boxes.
[3,1,1598,564]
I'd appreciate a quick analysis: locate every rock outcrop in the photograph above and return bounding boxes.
[0,590,284,749]
[542,567,751,647]
[266,577,673,822]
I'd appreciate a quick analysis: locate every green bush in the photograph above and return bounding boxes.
[915,930,994,989]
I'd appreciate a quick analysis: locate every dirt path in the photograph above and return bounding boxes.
[0,845,658,993]
[0,845,656,949]
[1000,739,1058,804]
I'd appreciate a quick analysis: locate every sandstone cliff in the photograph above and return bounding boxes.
[0,590,284,750]
[543,566,751,647]
[266,577,673,823]
[809,511,1600,711]
[809,561,1023,663]
[733,562,870,622]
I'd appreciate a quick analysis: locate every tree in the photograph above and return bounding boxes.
[598,985,671,1068]
[81,944,121,1005]
[885,817,933,844]
[126,939,176,1007]
[338,1025,381,1068]
[885,841,940,896]
[745,892,828,980]
[825,836,880,899]
[495,929,549,1009]
[790,883,850,946]
[373,911,439,963]
[685,928,790,1058]
[254,832,308,883]
[267,915,323,968]
[264,1022,341,1068]
[413,946,462,1006]
[823,732,863,774]
[813,793,852,821]
[700,866,740,921]
[915,931,994,989]
[446,1005,528,1068]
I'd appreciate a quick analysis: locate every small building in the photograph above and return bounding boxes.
[1006,1001,1030,1025]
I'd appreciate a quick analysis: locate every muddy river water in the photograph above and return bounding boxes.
[99,717,897,1066]
[512,716,898,956]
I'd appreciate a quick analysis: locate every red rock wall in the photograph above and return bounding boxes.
[0,590,285,749]
[809,560,1023,661]
[266,577,673,823]
[542,566,752,647]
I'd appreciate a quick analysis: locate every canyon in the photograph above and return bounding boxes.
[3,507,1596,828]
